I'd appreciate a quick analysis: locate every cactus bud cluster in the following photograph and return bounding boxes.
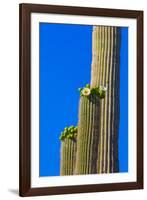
[59,126,78,141]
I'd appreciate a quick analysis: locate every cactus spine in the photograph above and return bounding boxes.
[60,138,77,175]
[91,26,120,173]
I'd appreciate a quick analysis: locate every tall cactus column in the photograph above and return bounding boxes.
[60,126,77,176]
[60,139,77,175]
[91,26,121,173]
[75,90,101,175]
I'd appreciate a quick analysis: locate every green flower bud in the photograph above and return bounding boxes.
[86,84,90,88]
[67,135,70,138]
[74,127,77,132]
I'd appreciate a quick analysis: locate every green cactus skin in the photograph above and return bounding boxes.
[91,26,120,173]
[60,138,77,175]
[75,95,100,174]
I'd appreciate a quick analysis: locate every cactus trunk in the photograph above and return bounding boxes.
[91,26,120,173]
[75,95,100,174]
[60,139,77,175]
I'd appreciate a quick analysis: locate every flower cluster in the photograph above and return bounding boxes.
[78,84,107,99]
[59,126,78,141]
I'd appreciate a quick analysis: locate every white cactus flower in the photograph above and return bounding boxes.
[99,86,107,91]
[81,88,91,96]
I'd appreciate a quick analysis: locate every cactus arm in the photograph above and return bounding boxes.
[60,139,77,176]
[60,126,77,176]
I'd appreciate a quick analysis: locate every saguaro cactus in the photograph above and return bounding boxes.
[91,26,120,173]
[59,25,120,176]
[74,89,101,174]
[60,126,77,175]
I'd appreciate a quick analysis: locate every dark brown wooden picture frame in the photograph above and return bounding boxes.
[19,3,143,197]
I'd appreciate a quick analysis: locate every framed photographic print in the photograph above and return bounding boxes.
[19,3,143,197]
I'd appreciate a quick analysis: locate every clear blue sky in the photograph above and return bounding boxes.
[39,23,128,176]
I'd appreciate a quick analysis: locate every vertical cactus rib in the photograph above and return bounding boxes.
[75,97,87,174]
[113,28,120,172]
[92,26,107,173]
[85,97,91,173]
[87,100,94,173]
[102,27,109,173]
[100,27,106,173]
[91,26,101,87]
[81,97,87,173]
[110,27,116,173]
[98,26,104,173]
[74,97,86,173]
[60,139,77,176]
[107,27,114,173]
[90,26,120,174]
[80,96,86,173]
[105,26,111,173]
[89,96,100,173]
